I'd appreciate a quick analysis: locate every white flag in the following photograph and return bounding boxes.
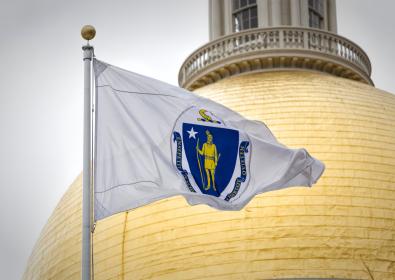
[93,59,325,221]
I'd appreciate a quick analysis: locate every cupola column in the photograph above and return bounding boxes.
[291,0,302,26]
[270,0,282,26]
[300,0,309,27]
[257,0,270,27]
[209,0,222,41]
[328,0,337,33]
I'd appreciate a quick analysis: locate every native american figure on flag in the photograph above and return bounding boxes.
[196,130,219,191]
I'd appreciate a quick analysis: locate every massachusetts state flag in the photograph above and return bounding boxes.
[93,59,325,221]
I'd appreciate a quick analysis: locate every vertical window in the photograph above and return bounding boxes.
[308,0,324,29]
[232,0,258,32]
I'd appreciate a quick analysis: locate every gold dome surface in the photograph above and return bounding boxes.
[23,72,395,280]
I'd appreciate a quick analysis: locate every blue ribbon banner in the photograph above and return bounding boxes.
[225,141,249,202]
[173,132,196,193]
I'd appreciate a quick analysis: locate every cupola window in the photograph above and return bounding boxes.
[308,0,325,29]
[232,0,258,32]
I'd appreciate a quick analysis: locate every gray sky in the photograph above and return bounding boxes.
[0,1,394,279]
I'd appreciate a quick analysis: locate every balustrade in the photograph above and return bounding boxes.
[179,27,372,89]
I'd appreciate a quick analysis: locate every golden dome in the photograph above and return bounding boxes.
[23,71,395,279]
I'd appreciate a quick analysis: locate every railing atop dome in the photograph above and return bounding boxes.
[178,27,373,90]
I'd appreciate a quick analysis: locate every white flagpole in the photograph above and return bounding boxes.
[81,25,96,280]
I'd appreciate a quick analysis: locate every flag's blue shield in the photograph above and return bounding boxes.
[172,107,251,202]
[182,123,239,197]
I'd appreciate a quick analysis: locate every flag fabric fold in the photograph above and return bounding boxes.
[93,59,325,221]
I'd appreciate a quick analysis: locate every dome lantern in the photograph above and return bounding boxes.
[179,0,372,90]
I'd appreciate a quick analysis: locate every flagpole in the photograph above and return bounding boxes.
[81,25,96,280]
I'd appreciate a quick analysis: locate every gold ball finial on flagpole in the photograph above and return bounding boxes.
[81,25,96,41]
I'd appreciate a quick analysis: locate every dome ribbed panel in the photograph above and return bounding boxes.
[22,176,82,280]
[23,72,395,280]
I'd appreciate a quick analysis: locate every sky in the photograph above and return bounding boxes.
[0,1,394,279]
